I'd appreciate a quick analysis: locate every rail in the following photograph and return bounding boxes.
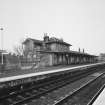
[0,66,98,105]
[53,73,105,105]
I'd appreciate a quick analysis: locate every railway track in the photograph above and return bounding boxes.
[87,84,105,105]
[0,67,99,105]
[0,65,105,105]
[53,72,105,105]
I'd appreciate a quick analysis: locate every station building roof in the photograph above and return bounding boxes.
[23,37,72,46]
[45,40,72,46]
[38,50,96,57]
[23,38,43,45]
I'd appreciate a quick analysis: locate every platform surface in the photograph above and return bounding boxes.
[93,87,105,105]
[0,64,83,78]
[0,62,104,81]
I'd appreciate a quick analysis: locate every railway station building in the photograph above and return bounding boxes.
[23,33,97,67]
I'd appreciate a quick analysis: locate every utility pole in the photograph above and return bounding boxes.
[0,27,4,65]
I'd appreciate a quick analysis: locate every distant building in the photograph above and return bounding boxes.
[0,50,8,64]
[99,53,105,61]
[23,34,96,67]
[0,50,20,71]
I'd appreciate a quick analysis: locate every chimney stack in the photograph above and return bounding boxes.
[43,33,49,42]
[78,48,80,52]
[83,49,84,53]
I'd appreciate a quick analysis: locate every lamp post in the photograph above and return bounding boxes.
[0,27,3,65]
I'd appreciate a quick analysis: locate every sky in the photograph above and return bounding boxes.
[0,0,105,55]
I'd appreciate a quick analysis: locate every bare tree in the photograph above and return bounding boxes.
[13,38,38,69]
[14,45,25,56]
[13,38,26,56]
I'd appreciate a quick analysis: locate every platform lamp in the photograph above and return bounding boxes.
[0,27,4,65]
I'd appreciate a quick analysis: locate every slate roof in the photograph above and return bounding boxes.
[23,38,72,46]
[23,38,43,45]
[38,50,96,57]
[45,40,72,46]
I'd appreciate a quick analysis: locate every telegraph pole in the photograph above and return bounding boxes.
[0,27,4,65]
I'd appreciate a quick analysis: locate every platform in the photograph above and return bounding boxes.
[0,62,104,83]
[92,87,105,105]
[0,64,84,78]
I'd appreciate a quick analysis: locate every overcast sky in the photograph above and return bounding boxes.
[0,0,105,55]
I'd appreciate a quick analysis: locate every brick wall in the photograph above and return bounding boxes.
[39,53,53,67]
